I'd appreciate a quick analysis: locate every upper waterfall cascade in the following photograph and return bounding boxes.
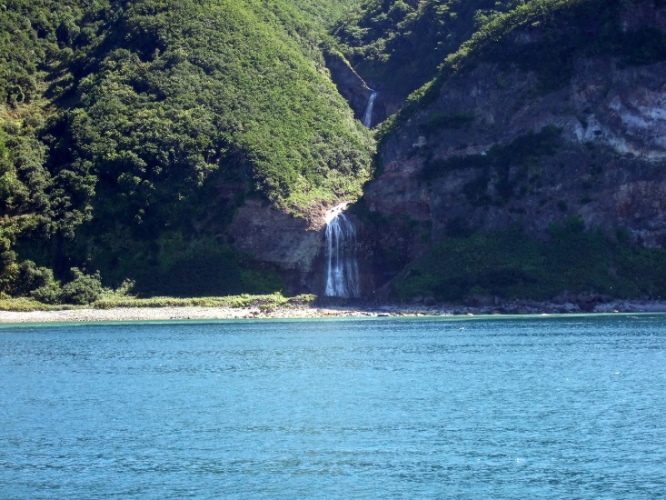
[324,204,360,298]
[362,90,378,128]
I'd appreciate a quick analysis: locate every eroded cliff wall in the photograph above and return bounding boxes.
[368,58,666,244]
[228,1,666,299]
[357,2,666,295]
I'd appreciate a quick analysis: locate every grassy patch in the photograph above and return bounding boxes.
[0,298,78,312]
[93,293,316,310]
[0,293,317,312]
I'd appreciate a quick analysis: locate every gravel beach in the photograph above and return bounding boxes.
[2,299,666,324]
[0,305,391,324]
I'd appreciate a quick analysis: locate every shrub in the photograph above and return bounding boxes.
[12,260,58,296]
[30,281,63,304]
[59,268,104,305]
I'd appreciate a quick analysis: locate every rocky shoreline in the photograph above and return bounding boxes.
[1,298,666,324]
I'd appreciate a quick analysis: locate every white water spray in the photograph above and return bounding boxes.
[362,90,378,128]
[324,204,360,298]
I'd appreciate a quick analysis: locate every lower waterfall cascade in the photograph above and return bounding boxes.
[324,204,360,298]
[362,90,378,128]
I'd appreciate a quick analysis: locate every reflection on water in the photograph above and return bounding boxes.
[1,316,665,498]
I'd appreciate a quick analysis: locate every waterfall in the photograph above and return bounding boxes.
[362,90,378,128]
[324,204,360,298]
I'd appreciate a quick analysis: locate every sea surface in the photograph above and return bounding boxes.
[0,315,665,498]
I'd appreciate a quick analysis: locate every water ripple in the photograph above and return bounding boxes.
[1,316,665,498]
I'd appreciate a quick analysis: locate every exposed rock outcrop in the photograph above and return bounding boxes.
[324,51,374,122]
[363,52,666,289]
[231,1,666,299]
[228,200,375,296]
[227,200,323,292]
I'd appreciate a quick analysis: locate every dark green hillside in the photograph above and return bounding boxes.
[334,0,530,98]
[0,0,372,299]
[393,222,666,303]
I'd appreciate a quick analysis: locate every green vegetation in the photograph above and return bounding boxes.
[92,292,316,310]
[334,0,530,97]
[394,219,666,302]
[0,0,371,300]
[0,298,77,312]
[0,292,317,311]
[0,262,134,305]
[290,0,361,26]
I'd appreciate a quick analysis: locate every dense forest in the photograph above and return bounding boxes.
[333,0,532,99]
[2,0,666,305]
[0,0,371,300]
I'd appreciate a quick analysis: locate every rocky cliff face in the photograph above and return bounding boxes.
[229,1,666,299]
[369,56,666,235]
[227,199,376,297]
[325,52,375,123]
[362,50,666,290]
[228,200,324,293]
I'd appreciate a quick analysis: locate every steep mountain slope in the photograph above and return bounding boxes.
[3,0,666,305]
[0,0,371,298]
[291,0,361,25]
[332,0,532,120]
[359,0,666,302]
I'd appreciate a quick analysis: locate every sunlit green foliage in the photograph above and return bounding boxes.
[0,291,317,311]
[92,292,316,310]
[0,0,372,299]
[56,0,373,212]
[290,0,361,26]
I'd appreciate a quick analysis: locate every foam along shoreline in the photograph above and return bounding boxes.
[2,299,666,324]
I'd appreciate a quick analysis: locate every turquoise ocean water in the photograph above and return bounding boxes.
[1,315,665,498]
